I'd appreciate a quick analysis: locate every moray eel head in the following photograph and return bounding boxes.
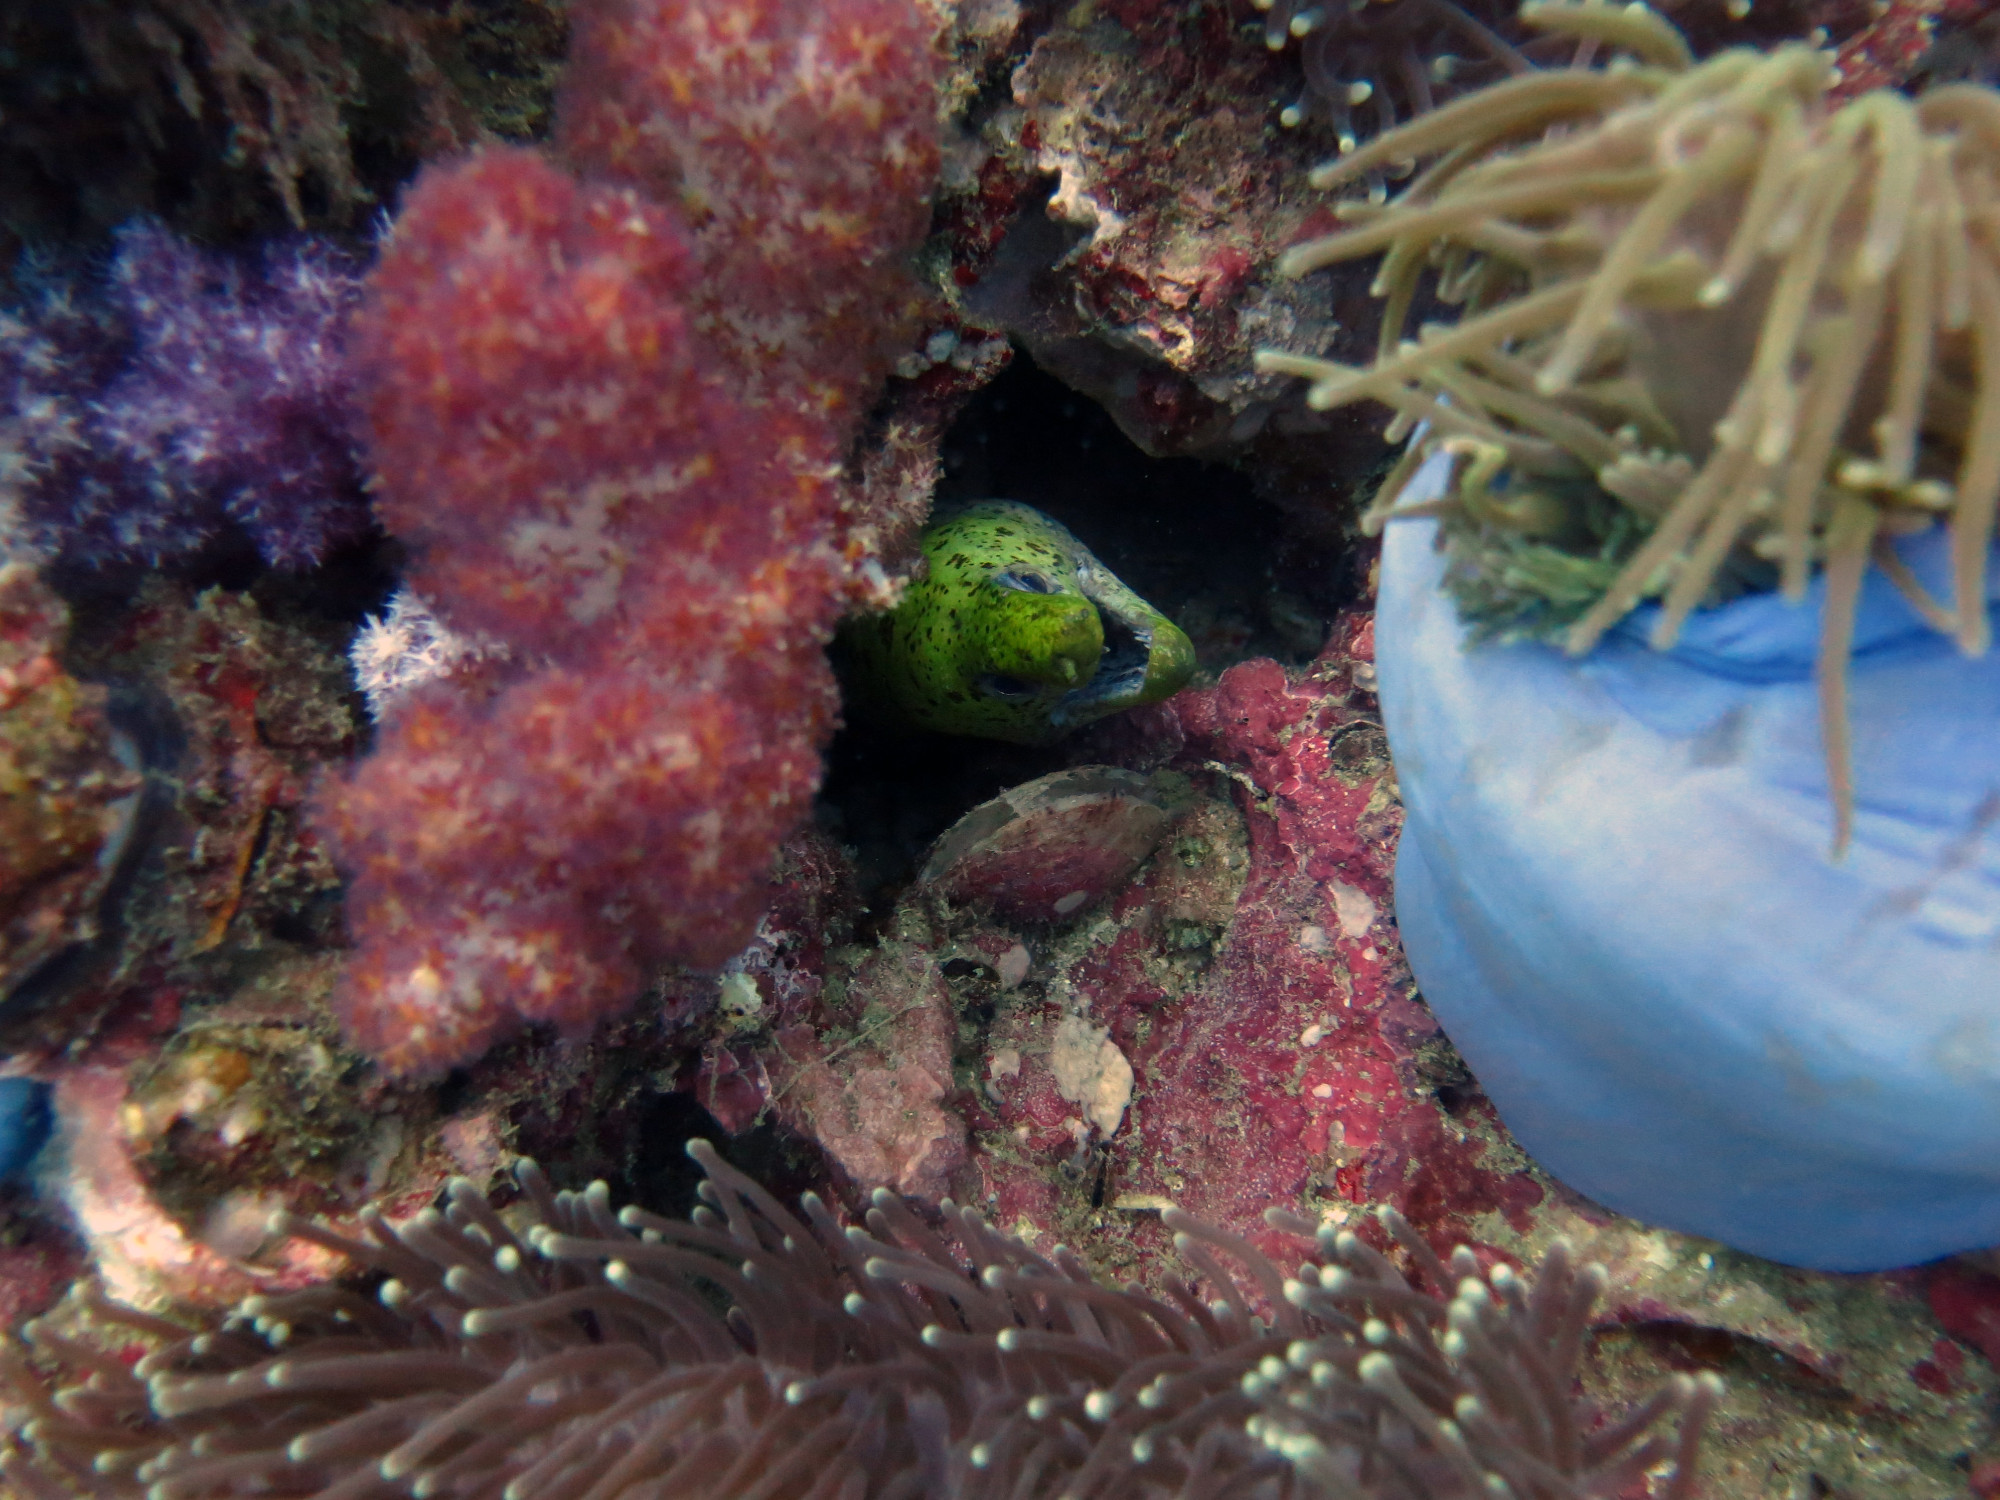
[843,501,1197,744]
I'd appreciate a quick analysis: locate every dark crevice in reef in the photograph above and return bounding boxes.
[817,723,1073,915]
[820,348,1346,906]
[622,1089,828,1227]
[934,349,1342,663]
[44,522,401,642]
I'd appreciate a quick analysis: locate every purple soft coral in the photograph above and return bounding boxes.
[2,223,372,570]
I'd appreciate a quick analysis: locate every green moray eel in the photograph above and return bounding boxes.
[843,501,1197,744]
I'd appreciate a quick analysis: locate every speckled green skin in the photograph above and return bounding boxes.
[845,502,1197,744]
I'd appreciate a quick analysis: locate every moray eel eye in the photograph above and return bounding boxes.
[993,570,1058,594]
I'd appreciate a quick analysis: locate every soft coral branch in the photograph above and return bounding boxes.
[3,223,370,570]
[559,0,941,422]
[314,0,939,1078]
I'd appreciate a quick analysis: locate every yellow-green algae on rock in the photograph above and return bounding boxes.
[844,501,1195,743]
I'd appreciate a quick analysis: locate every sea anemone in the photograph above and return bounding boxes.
[1254,0,1539,146]
[1257,0,2000,849]
[0,1142,1716,1499]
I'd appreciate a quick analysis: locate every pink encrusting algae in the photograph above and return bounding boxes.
[312,0,941,1078]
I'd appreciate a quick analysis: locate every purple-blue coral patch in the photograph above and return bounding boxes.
[2,223,373,571]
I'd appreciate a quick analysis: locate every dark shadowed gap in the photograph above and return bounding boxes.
[820,347,1344,906]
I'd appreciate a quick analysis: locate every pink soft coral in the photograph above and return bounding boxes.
[315,0,938,1078]
[558,0,942,421]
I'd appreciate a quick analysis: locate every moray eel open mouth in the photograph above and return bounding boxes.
[843,501,1197,745]
[1046,593,1157,731]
